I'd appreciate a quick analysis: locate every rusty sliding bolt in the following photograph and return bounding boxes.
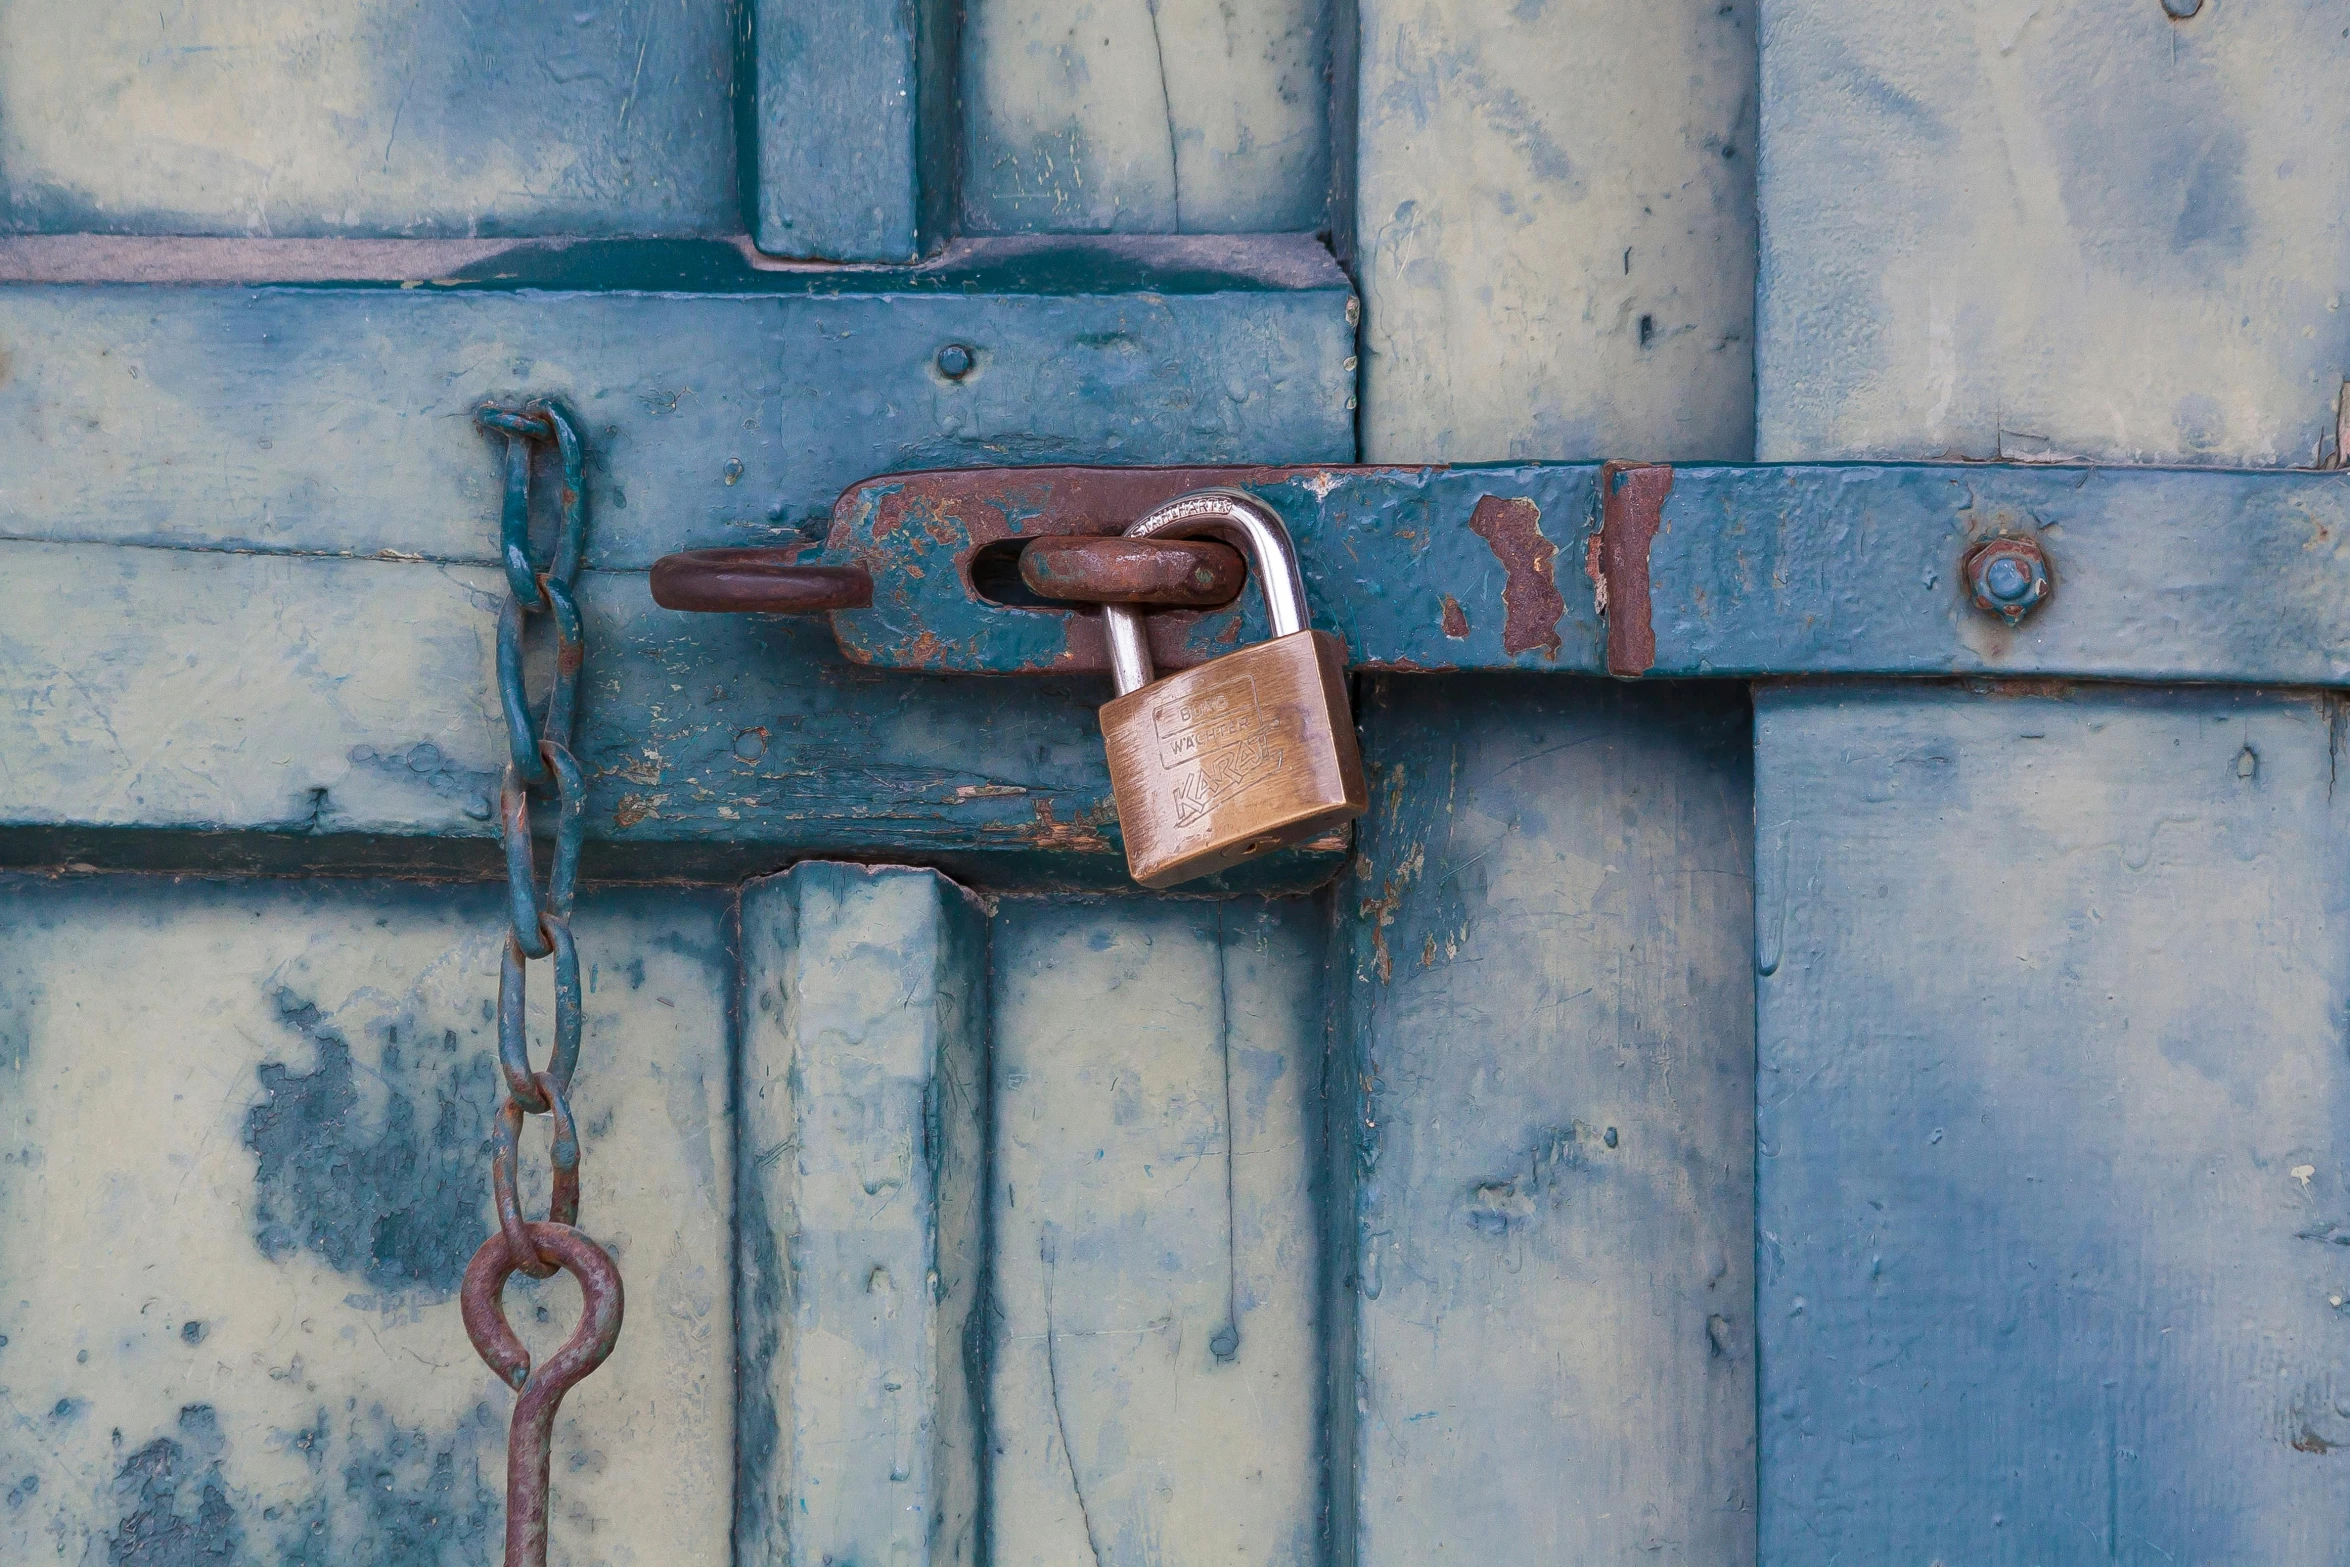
[1018,534,1247,607]
[650,548,874,614]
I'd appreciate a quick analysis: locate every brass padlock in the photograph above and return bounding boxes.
[1098,489,1367,888]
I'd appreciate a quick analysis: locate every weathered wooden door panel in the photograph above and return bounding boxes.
[1755,684,2350,1563]
[989,896,1325,1565]
[0,876,732,1565]
[1333,676,1756,1563]
[736,863,988,1567]
[1757,0,2350,468]
[729,864,1328,1565]
[0,1,741,238]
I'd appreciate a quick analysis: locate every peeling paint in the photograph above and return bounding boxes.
[1596,461,1672,676]
[1466,495,1565,658]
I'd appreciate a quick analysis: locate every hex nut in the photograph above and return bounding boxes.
[1964,536,2052,626]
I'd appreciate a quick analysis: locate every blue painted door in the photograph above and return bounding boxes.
[6,2,2348,1565]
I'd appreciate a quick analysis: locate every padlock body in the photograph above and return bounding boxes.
[1100,629,1366,888]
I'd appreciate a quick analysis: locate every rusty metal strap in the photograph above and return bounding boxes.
[737,461,2350,688]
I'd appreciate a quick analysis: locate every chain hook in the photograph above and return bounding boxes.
[462,1223,625,1567]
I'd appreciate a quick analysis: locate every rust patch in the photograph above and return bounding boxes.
[1597,460,1673,677]
[613,793,659,829]
[1439,594,1469,639]
[1466,495,1564,658]
[1022,797,1113,853]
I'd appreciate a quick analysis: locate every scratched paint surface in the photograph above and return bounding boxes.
[1755,683,2350,1561]
[1758,0,2350,465]
[0,240,1353,886]
[961,0,1329,234]
[1352,0,1757,462]
[750,0,957,260]
[0,876,731,1565]
[1335,676,1756,1564]
[736,865,986,1566]
[0,244,1353,562]
[0,0,737,237]
[988,896,1323,1565]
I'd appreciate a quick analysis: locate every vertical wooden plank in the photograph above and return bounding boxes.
[1754,683,2350,1563]
[1351,0,1758,460]
[1757,0,2350,465]
[736,863,989,1565]
[0,879,732,1564]
[988,897,1324,1565]
[1336,677,1756,1564]
[750,0,957,259]
[960,0,1330,234]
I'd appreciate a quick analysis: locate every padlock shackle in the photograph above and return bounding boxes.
[1103,489,1311,696]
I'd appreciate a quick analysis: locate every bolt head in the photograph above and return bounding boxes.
[1964,537,2051,625]
[935,343,974,379]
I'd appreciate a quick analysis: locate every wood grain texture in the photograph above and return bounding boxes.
[1334,676,1756,1565]
[0,876,732,1566]
[750,0,957,259]
[1352,0,1757,461]
[1758,0,2350,466]
[961,0,1330,235]
[0,545,1346,890]
[736,864,988,1566]
[987,896,1323,1566]
[0,0,737,237]
[1755,682,2350,1563]
[0,247,1353,564]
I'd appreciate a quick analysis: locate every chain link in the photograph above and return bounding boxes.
[475,403,592,1278]
[461,402,624,1567]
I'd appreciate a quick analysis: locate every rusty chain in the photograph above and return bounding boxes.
[461,402,624,1567]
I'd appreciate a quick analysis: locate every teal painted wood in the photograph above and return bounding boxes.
[0,876,733,1564]
[0,237,1353,886]
[750,0,957,260]
[1757,0,2350,467]
[0,545,1342,890]
[1754,682,2350,1563]
[1351,0,1756,462]
[1334,676,1755,1564]
[0,1,737,238]
[0,238,1353,563]
[736,864,988,1566]
[831,461,2350,686]
[960,0,1331,235]
[987,896,1323,1564]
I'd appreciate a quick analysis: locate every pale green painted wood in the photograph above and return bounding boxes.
[1758,0,2350,466]
[961,0,1331,234]
[0,877,732,1565]
[1351,0,1757,460]
[987,897,1324,1565]
[1334,677,1756,1565]
[736,864,988,1566]
[0,0,737,237]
